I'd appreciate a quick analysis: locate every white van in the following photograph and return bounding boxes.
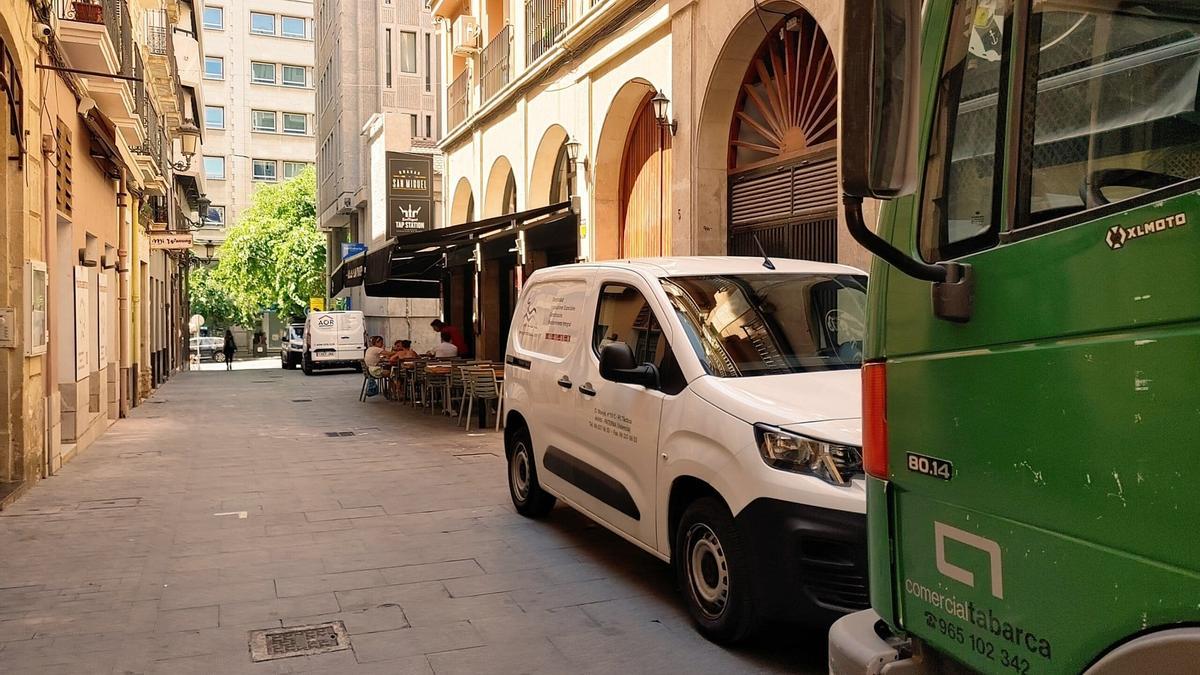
[502,257,868,643]
[302,310,365,375]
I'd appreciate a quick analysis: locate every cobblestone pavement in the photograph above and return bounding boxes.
[0,365,826,674]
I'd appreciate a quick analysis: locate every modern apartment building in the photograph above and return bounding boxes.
[317,0,441,344]
[196,0,316,255]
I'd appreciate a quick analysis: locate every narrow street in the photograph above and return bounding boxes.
[0,363,824,674]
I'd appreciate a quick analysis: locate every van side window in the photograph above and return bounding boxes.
[593,284,685,395]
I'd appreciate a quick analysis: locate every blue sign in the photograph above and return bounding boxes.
[341,242,367,260]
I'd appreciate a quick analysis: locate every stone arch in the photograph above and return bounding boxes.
[528,124,569,208]
[483,155,517,217]
[593,78,658,260]
[693,0,844,256]
[450,177,475,224]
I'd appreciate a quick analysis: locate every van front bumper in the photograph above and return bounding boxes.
[733,498,869,625]
[828,609,917,674]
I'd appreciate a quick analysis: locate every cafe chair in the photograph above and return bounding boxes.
[462,366,501,432]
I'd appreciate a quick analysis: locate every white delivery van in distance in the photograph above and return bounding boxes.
[302,310,365,375]
[502,257,868,644]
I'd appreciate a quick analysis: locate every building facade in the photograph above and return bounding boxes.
[196,0,315,256]
[316,0,442,345]
[0,0,204,506]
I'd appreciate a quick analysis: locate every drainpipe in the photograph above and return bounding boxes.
[117,170,131,417]
[130,196,141,407]
[41,131,56,478]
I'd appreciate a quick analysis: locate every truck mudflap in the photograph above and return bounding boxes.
[828,609,918,675]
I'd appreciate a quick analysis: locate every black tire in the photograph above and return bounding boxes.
[674,497,761,644]
[506,427,555,518]
[302,351,314,376]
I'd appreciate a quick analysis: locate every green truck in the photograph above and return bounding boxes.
[828,0,1200,672]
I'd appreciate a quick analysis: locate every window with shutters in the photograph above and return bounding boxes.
[56,121,73,216]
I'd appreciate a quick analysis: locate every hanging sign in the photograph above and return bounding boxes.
[150,232,194,250]
[386,152,433,238]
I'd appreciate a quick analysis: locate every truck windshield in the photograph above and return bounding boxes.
[660,274,867,377]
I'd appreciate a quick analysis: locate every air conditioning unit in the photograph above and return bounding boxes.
[452,15,480,55]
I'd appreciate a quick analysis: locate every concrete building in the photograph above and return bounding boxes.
[0,0,205,506]
[316,0,442,345]
[426,0,871,359]
[196,0,316,256]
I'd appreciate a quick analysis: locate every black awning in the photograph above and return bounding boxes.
[364,251,443,299]
[329,253,366,296]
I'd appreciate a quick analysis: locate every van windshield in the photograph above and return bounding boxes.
[660,273,867,377]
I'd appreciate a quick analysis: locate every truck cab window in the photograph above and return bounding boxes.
[920,0,1012,261]
[1020,2,1200,227]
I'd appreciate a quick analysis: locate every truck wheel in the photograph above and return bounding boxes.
[674,497,761,644]
[507,427,555,518]
[302,352,314,376]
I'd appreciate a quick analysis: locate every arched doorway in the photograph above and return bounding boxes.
[451,177,475,224]
[529,125,574,208]
[484,156,517,217]
[727,9,838,262]
[619,94,671,258]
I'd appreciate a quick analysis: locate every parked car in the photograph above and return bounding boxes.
[280,323,305,369]
[189,336,226,362]
[302,310,365,375]
[502,257,868,644]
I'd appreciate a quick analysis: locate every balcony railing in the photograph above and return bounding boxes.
[145,9,171,57]
[448,69,470,130]
[480,24,512,103]
[526,0,570,63]
[57,0,133,73]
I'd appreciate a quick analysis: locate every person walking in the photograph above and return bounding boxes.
[222,329,237,370]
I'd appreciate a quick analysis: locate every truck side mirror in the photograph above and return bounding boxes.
[599,341,659,389]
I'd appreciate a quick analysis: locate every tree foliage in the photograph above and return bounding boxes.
[191,167,325,326]
[187,265,239,328]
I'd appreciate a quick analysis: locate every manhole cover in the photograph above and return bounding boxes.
[78,497,141,510]
[324,431,356,437]
[248,622,349,662]
[291,399,312,403]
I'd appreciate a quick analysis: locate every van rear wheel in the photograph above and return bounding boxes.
[507,428,555,518]
[302,352,314,376]
[675,497,761,644]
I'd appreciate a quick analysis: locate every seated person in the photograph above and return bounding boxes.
[364,336,394,375]
[426,331,459,359]
[389,339,419,363]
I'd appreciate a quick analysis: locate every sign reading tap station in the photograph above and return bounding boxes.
[386,152,433,239]
[150,232,194,250]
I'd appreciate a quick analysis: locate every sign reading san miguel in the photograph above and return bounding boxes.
[1105,212,1187,250]
[387,152,433,239]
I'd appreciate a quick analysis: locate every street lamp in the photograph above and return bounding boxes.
[651,89,677,136]
[564,136,581,162]
[203,240,216,261]
[195,193,211,230]
[170,123,201,171]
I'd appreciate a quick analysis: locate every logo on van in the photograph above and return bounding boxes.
[317,316,335,329]
[934,521,1004,599]
[1105,212,1186,250]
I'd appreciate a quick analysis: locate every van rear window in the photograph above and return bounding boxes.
[513,280,588,360]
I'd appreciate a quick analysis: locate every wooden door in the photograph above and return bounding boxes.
[619,96,671,258]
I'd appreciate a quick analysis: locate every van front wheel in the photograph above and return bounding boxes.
[675,497,760,644]
[507,428,555,518]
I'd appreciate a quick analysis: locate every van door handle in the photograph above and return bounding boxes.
[557,376,573,390]
[578,383,596,397]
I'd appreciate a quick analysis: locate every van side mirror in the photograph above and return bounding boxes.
[599,341,659,389]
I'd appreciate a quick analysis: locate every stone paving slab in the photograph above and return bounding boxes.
[0,365,823,673]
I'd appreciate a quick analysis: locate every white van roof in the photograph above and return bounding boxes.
[531,256,866,279]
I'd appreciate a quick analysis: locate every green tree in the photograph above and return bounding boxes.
[207,167,325,324]
[187,265,240,328]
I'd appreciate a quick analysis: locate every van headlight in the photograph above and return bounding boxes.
[754,424,863,486]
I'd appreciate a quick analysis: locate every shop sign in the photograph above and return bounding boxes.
[341,242,367,259]
[150,232,193,250]
[310,297,326,311]
[97,274,109,365]
[74,266,89,381]
[386,152,433,238]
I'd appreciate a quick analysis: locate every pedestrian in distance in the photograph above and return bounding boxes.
[222,329,236,370]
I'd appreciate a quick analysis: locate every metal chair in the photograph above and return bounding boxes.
[425,364,452,414]
[462,366,501,432]
[359,362,388,402]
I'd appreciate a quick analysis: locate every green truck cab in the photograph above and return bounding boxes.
[828,1,1200,673]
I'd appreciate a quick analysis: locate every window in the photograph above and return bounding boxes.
[250,12,275,34]
[204,105,224,129]
[593,284,685,395]
[252,110,277,132]
[281,16,306,38]
[283,161,308,178]
[425,115,431,138]
[252,159,277,181]
[251,61,276,84]
[661,273,868,377]
[203,156,225,179]
[282,65,306,87]
[399,31,417,73]
[424,32,431,91]
[918,0,1009,261]
[202,6,223,29]
[282,113,307,135]
[1019,3,1200,230]
[384,29,393,87]
[205,205,225,226]
[203,56,224,79]
[410,114,417,138]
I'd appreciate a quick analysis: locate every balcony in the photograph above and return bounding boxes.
[144,9,183,127]
[480,24,512,103]
[526,0,569,63]
[55,0,132,77]
[448,69,470,130]
[132,77,170,194]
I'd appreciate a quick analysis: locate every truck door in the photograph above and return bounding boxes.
[881,3,1200,672]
